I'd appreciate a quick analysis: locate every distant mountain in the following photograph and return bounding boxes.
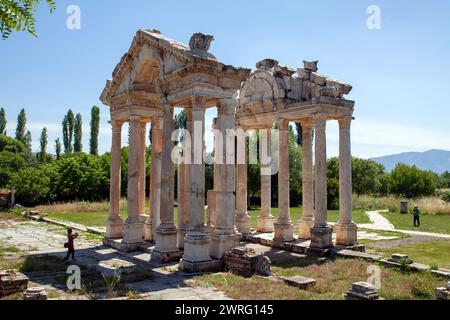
[370,149,450,174]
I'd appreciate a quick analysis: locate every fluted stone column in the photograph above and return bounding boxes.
[335,116,357,246]
[152,104,182,262]
[144,119,162,242]
[178,109,192,249]
[123,116,144,247]
[274,121,294,242]
[298,122,315,239]
[210,99,240,259]
[180,97,212,271]
[106,120,123,239]
[139,122,147,215]
[257,128,275,232]
[235,128,251,234]
[310,119,333,249]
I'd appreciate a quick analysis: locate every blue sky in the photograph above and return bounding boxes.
[1,0,449,158]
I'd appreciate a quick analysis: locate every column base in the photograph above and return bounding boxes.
[178,258,224,273]
[335,223,358,246]
[181,232,212,263]
[236,214,252,234]
[105,219,123,239]
[177,225,188,250]
[152,224,181,263]
[209,231,241,259]
[257,215,275,233]
[122,220,143,245]
[143,221,153,242]
[310,226,334,249]
[273,223,294,242]
[298,218,314,240]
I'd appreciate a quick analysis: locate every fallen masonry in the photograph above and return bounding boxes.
[224,247,271,277]
[281,276,316,289]
[0,270,29,297]
[435,282,450,300]
[23,287,48,300]
[344,282,381,300]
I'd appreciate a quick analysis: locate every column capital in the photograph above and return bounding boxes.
[300,121,314,133]
[110,120,123,133]
[217,98,236,115]
[191,96,207,110]
[277,119,289,131]
[129,115,141,125]
[338,116,352,130]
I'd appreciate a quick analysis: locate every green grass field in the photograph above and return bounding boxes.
[380,212,450,235]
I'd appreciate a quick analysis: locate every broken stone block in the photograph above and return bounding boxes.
[431,268,450,279]
[435,283,450,300]
[0,270,29,297]
[256,58,279,70]
[23,287,47,300]
[281,276,316,290]
[96,258,136,277]
[303,60,318,72]
[224,247,271,277]
[344,282,380,300]
[28,210,40,216]
[388,253,413,265]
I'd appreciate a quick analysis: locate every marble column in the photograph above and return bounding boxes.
[335,116,357,246]
[180,97,212,271]
[274,121,294,242]
[106,119,123,239]
[123,115,144,246]
[152,104,182,262]
[178,109,192,249]
[257,128,275,232]
[144,118,162,242]
[310,119,333,249]
[298,122,315,239]
[210,99,240,259]
[235,128,251,234]
[139,122,147,215]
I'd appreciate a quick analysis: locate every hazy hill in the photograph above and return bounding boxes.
[370,149,450,174]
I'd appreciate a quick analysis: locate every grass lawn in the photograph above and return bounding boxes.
[381,212,450,235]
[192,257,444,300]
[368,240,450,269]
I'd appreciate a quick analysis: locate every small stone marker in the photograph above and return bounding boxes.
[400,201,408,214]
[435,282,450,300]
[0,270,29,297]
[23,287,48,300]
[281,276,316,290]
[344,282,381,300]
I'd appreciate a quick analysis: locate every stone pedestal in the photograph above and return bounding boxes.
[210,232,241,260]
[179,232,212,272]
[152,225,183,263]
[177,225,188,250]
[257,215,275,233]
[122,220,144,247]
[298,218,314,240]
[236,215,252,234]
[310,226,333,249]
[143,221,152,242]
[274,223,294,242]
[105,219,123,239]
[335,223,357,246]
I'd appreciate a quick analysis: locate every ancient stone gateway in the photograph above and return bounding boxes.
[100,29,358,273]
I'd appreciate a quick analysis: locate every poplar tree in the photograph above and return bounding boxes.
[24,130,32,150]
[89,106,100,155]
[39,127,48,162]
[55,138,62,160]
[0,108,6,135]
[74,113,82,152]
[15,108,27,143]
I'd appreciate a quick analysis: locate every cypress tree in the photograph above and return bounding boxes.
[24,130,32,151]
[89,106,100,155]
[62,115,70,154]
[55,138,62,160]
[0,107,6,135]
[74,113,83,152]
[67,109,75,153]
[15,108,27,143]
[39,127,48,162]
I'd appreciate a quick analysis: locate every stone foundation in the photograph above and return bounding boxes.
[178,259,224,273]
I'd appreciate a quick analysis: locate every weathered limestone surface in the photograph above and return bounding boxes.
[235,130,251,234]
[224,247,271,277]
[0,270,29,297]
[344,282,381,300]
[298,123,314,239]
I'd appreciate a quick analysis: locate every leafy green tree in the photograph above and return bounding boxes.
[174,109,187,145]
[294,122,302,146]
[438,171,450,189]
[15,108,26,143]
[388,163,437,198]
[89,106,100,155]
[73,113,82,152]
[0,0,56,39]
[54,138,61,160]
[39,127,47,162]
[0,151,26,187]
[352,158,385,196]
[23,129,31,150]
[0,107,6,134]
[9,164,58,206]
